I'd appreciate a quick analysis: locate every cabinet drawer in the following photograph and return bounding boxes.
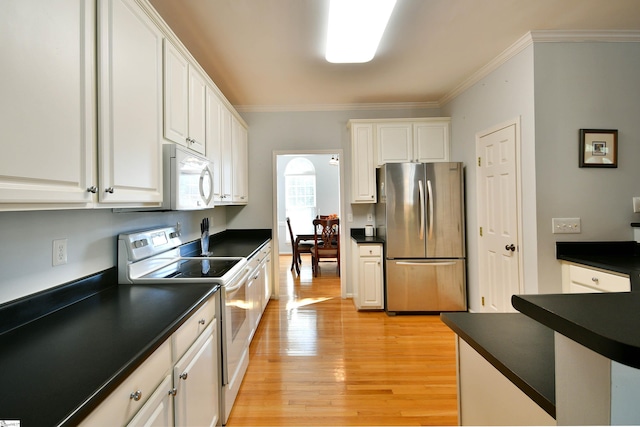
[172,296,216,361]
[569,265,630,293]
[358,244,381,257]
[79,340,171,426]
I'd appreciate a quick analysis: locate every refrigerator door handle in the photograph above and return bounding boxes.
[418,180,425,240]
[426,179,434,240]
[396,261,457,267]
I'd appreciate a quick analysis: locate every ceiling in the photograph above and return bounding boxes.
[148,0,640,111]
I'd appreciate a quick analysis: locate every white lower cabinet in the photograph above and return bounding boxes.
[561,262,630,293]
[78,340,172,427]
[352,241,384,310]
[79,293,220,427]
[127,374,174,427]
[247,242,272,340]
[174,321,219,427]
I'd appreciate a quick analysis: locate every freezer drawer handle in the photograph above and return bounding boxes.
[396,261,457,267]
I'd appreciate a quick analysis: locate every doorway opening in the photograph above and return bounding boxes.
[272,150,345,298]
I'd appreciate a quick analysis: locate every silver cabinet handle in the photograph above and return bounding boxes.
[87,186,98,193]
[180,372,188,380]
[592,277,599,283]
[105,187,114,193]
[130,390,142,401]
[169,388,177,396]
[198,318,206,325]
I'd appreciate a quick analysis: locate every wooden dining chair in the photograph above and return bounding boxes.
[310,218,340,277]
[286,217,313,275]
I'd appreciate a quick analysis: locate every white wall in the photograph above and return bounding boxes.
[533,41,640,293]
[225,108,442,231]
[442,45,537,312]
[0,207,226,304]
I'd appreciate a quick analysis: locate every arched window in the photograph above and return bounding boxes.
[285,157,316,237]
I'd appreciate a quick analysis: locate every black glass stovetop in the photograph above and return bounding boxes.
[143,258,240,279]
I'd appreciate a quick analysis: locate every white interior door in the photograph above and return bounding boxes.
[476,120,522,312]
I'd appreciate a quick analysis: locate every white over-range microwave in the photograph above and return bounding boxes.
[162,144,214,210]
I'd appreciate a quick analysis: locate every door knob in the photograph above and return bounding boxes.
[505,244,516,252]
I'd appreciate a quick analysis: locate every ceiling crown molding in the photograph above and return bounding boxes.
[440,30,640,107]
[234,101,440,113]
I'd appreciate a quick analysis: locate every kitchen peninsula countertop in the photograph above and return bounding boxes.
[0,229,271,426]
[441,312,556,418]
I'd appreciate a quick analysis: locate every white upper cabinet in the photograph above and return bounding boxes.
[376,122,414,164]
[414,120,450,162]
[376,118,450,165]
[98,0,164,204]
[231,117,249,204]
[206,87,224,203]
[163,40,206,155]
[349,122,377,203]
[0,0,96,207]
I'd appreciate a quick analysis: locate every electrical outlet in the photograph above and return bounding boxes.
[552,218,581,234]
[347,214,353,222]
[367,213,373,222]
[634,197,640,213]
[53,239,68,266]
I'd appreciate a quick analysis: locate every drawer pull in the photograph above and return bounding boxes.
[180,372,188,380]
[169,388,177,396]
[130,390,142,401]
[198,318,206,325]
[592,277,599,283]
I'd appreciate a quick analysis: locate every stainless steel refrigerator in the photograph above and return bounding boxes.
[376,162,466,313]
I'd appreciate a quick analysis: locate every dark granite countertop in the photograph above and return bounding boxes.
[0,270,218,426]
[556,241,640,287]
[0,229,271,426]
[441,312,555,418]
[512,292,640,369]
[350,228,385,244]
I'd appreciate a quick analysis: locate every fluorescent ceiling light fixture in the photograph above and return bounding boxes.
[325,0,397,63]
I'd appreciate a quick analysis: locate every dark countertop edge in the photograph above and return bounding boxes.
[441,312,556,418]
[512,294,640,370]
[556,241,638,258]
[350,228,385,244]
[63,284,219,426]
[557,255,634,276]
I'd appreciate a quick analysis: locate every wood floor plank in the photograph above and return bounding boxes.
[227,255,458,426]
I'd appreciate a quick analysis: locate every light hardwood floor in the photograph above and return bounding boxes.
[227,255,458,426]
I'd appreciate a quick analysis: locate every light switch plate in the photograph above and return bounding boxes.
[633,197,640,213]
[552,218,581,234]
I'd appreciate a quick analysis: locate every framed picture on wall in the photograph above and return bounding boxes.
[579,129,618,168]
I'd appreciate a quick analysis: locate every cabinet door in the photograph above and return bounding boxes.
[206,87,223,202]
[163,40,189,146]
[231,117,248,204]
[376,122,413,164]
[126,374,174,427]
[350,123,376,203]
[174,322,219,427]
[220,107,233,202]
[414,121,450,162]
[187,67,206,154]
[358,245,383,309]
[0,0,95,206]
[98,0,163,204]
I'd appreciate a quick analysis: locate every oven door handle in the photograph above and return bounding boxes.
[225,269,251,292]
